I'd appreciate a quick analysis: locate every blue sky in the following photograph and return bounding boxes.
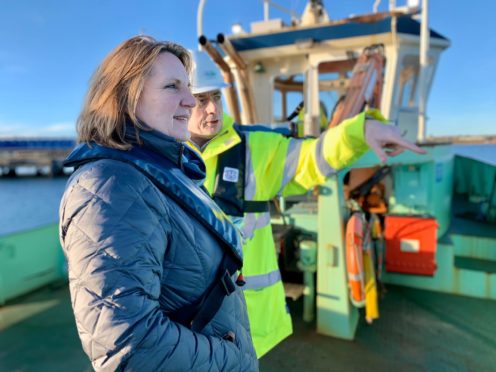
[1,0,494,138]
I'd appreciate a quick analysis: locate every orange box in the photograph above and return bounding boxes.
[384,215,438,276]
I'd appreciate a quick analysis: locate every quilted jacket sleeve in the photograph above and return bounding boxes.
[59,161,245,371]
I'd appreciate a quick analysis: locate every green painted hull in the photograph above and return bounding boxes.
[0,223,66,305]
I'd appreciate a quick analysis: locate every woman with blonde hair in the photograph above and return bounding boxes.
[59,35,257,371]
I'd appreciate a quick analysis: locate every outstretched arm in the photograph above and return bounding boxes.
[280,109,426,196]
[242,110,426,199]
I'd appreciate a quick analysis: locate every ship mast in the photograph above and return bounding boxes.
[417,0,430,143]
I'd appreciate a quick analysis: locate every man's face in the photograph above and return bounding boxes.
[188,90,224,142]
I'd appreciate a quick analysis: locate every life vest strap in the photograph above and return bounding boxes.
[244,200,270,213]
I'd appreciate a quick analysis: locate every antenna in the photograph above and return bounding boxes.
[261,0,299,23]
[197,0,207,50]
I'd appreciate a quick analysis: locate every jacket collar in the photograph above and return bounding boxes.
[125,123,183,166]
[65,122,206,184]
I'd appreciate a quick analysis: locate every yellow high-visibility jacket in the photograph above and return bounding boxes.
[188,110,382,357]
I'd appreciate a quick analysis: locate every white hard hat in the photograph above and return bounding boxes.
[189,49,229,95]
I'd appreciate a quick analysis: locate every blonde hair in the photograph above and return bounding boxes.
[77,35,191,150]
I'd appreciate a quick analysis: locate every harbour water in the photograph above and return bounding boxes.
[0,177,68,235]
[452,143,496,166]
[1,144,495,236]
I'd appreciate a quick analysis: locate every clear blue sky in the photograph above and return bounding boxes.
[1,0,494,137]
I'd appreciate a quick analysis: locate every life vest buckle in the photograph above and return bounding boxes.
[221,270,236,295]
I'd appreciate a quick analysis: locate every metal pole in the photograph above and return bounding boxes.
[373,0,381,13]
[217,33,256,123]
[304,64,320,137]
[197,0,207,48]
[417,0,429,142]
[264,0,269,21]
[198,36,242,123]
[298,240,317,323]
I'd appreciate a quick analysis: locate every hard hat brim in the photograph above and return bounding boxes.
[191,83,230,95]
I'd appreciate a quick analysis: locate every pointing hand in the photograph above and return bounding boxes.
[364,120,427,163]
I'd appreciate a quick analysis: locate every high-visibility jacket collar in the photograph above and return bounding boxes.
[187,114,241,161]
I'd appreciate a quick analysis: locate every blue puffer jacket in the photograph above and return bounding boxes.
[59,127,258,371]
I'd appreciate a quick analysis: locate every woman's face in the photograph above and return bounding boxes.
[136,52,196,141]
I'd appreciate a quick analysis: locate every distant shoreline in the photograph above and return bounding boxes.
[427,135,496,144]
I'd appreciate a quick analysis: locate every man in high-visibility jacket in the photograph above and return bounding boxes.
[295,100,329,137]
[186,51,425,357]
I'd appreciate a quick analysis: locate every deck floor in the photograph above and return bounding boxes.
[1,283,495,371]
[261,286,496,371]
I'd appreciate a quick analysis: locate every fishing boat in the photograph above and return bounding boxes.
[1,0,495,370]
[195,0,496,367]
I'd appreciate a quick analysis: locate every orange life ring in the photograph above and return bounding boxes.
[346,212,366,307]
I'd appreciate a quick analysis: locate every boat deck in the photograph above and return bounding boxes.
[1,282,495,371]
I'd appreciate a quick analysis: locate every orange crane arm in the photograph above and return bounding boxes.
[329,45,385,128]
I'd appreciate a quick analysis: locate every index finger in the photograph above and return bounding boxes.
[388,136,427,155]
